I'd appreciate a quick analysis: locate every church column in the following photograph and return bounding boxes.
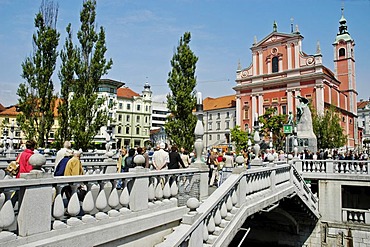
[315,82,325,116]
[294,89,301,109]
[278,56,283,72]
[287,89,294,113]
[236,95,241,126]
[294,42,300,69]
[258,51,263,75]
[287,43,292,69]
[253,52,257,75]
[258,94,264,115]
[251,94,257,120]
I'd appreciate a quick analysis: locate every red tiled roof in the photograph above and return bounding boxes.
[0,103,5,112]
[0,105,18,116]
[203,95,236,111]
[117,87,140,99]
[358,100,369,109]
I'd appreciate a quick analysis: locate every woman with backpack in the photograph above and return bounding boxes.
[124,148,136,172]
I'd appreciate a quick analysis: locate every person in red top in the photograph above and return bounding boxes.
[16,140,36,178]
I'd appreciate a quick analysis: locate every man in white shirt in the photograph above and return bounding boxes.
[152,142,169,170]
[55,141,72,169]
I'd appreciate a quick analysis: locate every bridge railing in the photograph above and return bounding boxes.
[0,167,207,245]
[294,159,370,175]
[157,163,319,247]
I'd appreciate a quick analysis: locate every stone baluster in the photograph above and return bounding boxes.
[365,211,370,224]
[163,176,171,202]
[0,190,17,241]
[148,177,155,208]
[95,181,109,220]
[203,220,209,243]
[66,184,83,226]
[170,176,179,197]
[52,185,67,229]
[363,163,367,174]
[81,183,96,223]
[155,176,164,203]
[340,162,344,173]
[107,180,120,217]
[359,212,364,223]
[119,179,130,214]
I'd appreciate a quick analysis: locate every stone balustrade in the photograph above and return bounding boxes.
[294,159,370,175]
[342,208,370,224]
[157,163,319,247]
[0,167,208,246]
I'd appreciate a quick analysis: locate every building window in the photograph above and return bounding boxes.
[209,135,212,141]
[136,127,140,135]
[119,103,123,109]
[226,112,230,118]
[118,126,122,134]
[226,121,230,130]
[281,105,287,115]
[216,122,220,130]
[209,114,212,120]
[244,109,249,120]
[146,105,149,112]
[217,134,220,140]
[339,48,345,57]
[137,105,141,111]
[118,114,122,122]
[145,116,148,123]
[126,115,130,122]
[127,104,131,110]
[136,116,140,122]
[126,127,130,134]
[342,116,345,122]
[208,122,212,130]
[272,56,279,73]
[217,113,220,119]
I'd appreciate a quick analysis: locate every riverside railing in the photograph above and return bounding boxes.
[0,167,208,245]
[294,159,370,175]
[157,163,319,247]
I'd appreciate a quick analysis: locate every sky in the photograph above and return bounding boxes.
[0,0,369,107]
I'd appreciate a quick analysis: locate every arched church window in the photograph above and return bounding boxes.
[339,48,345,57]
[272,57,279,73]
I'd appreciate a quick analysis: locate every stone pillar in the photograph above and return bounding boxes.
[258,51,263,75]
[287,43,292,69]
[251,94,257,117]
[189,163,209,202]
[287,89,294,114]
[326,158,334,174]
[258,94,263,115]
[236,95,241,127]
[294,42,299,69]
[18,153,53,237]
[129,168,149,212]
[319,180,342,222]
[252,52,257,75]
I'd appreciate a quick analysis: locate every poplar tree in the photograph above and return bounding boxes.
[165,32,198,151]
[68,0,113,150]
[56,23,75,147]
[17,0,59,147]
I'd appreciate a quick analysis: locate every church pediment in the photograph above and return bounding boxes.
[253,32,302,48]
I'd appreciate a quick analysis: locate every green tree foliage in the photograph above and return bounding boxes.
[17,0,59,146]
[258,107,287,151]
[230,126,250,153]
[312,106,347,149]
[56,24,76,147]
[165,32,198,151]
[65,0,113,151]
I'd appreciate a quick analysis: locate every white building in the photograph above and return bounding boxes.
[357,99,370,150]
[115,82,152,148]
[203,95,236,151]
[95,79,124,148]
[151,101,169,130]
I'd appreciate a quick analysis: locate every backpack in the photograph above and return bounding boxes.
[125,156,135,170]
[54,156,71,176]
